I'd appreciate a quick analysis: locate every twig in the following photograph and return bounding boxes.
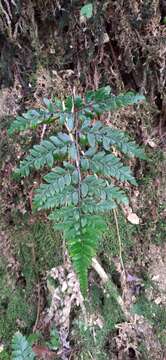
[41,124,47,140]
[113,208,125,275]
[88,351,94,359]
[26,242,41,332]
[0,1,12,38]
[33,282,41,332]
[4,0,12,18]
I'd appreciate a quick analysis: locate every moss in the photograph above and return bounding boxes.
[72,320,109,360]
[152,217,166,245]
[0,351,10,360]
[102,282,125,327]
[0,291,36,343]
[138,343,150,360]
[100,210,135,273]
[73,280,125,359]
[0,257,36,345]
[132,295,166,332]
[158,330,166,350]
[0,221,62,347]
[15,222,62,281]
[141,149,164,183]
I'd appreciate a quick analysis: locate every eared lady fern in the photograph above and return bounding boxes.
[9,87,145,294]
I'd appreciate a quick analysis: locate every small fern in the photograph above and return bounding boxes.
[9,86,145,294]
[12,332,35,360]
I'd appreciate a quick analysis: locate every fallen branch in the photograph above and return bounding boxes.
[91,257,131,320]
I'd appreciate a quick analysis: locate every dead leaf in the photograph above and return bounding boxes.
[0,344,4,353]
[121,205,140,224]
[33,345,56,359]
[127,213,140,225]
[147,139,157,148]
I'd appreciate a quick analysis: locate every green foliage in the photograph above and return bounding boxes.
[80,3,93,19]
[0,222,60,347]
[72,281,124,359]
[0,288,36,345]
[16,222,62,285]
[8,98,61,135]
[12,332,35,360]
[132,295,166,331]
[73,320,109,360]
[27,332,42,346]
[102,210,135,262]
[15,136,70,177]
[162,16,166,24]
[153,218,166,245]
[133,294,166,352]
[0,256,36,345]
[47,327,61,350]
[138,343,149,360]
[0,350,10,360]
[9,87,145,294]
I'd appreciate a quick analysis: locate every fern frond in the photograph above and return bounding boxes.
[107,92,145,110]
[35,172,128,212]
[50,210,107,293]
[47,176,127,293]
[81,124,146,160]
[10,87,146,295]
[100,127,146,159]
[81,152,137,185]
[118,139,147,159]
[33,167,72,208]
[34,185,76,209]
[12,332,35,360]
[81,175,129,204]
[81,91,145,117]
[69,217,106,293]
[33,166,81,209]
[16,134,71,177]
[8,97,64,135]
[8,109,52,135]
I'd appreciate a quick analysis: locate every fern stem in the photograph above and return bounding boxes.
[33,282,41,332]
[74,98,82,207]
[64,96,82,225]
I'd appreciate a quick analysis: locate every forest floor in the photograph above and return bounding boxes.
[0,1,166,359]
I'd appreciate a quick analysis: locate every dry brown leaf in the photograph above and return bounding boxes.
[147,139,157,148]
[33,345,56,359]
[121,205,140,224]
[127,213,140,225]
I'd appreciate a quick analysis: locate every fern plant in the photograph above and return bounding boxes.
[12,332,35,360]
[9,86,145,294]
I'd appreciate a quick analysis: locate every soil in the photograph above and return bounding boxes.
[0,1,166,359]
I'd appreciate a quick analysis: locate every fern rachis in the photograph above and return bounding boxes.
[9,87,145,294]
